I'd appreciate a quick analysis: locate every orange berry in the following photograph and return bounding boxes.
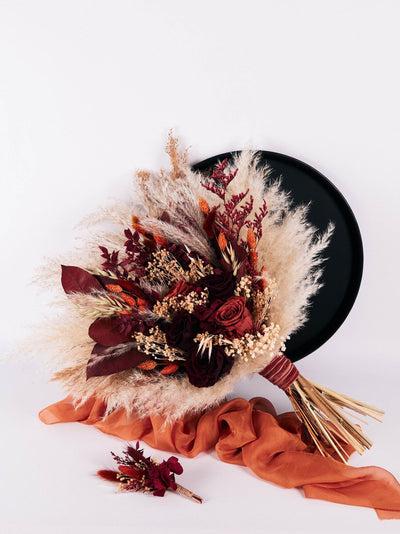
[160,363,179,375]
[218,232,227,251]
[199,197,210,215]
[121,293,137,307]
[247,227,256,250]
[132,215,139,225]
[137,360,157,370]
[249,250,258,266]
[118,310,131,315]
[106,284,123,293]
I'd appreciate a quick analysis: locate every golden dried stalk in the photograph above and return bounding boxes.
[285,375,384,463]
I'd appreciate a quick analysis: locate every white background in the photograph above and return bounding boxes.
[1,1,400,532]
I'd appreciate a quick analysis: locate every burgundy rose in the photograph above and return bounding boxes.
[215,296,253,337]
[186,346,234,388]
[198,269,235,301]
[194,299,224,333]
[165,311,200,351]
[166,279,195,298]
[148,459,180,496]
[165,456,183,475]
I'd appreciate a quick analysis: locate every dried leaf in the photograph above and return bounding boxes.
[88,318,131,346]
[87,345,148,378]
[61,265,103,295]
[118,465,143,479]
[203,207,217,238]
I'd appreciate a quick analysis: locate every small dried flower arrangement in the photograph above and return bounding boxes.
[38,134,383,463]
[98,441,202,503]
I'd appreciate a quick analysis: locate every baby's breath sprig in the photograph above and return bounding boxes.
[146,249,186,285]
[134,327,186,362]
[152,289,209,320]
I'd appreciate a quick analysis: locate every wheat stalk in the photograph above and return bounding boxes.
[286,375,384,462]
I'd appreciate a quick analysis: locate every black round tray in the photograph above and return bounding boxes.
[192,151,363,362]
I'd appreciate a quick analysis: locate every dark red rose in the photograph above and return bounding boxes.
[165,456,183,475]
[194,299,224,333]
[215,296,253,337]
[166,279,194,298]
[165,311,200,351]
[148,461,177,496]
[198,269,235,301]
[186,346,234,388]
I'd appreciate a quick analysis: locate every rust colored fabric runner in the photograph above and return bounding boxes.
[40,395,400,519]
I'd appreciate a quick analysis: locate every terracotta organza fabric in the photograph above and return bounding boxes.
[40,395,400,519]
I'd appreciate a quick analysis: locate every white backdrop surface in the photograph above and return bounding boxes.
[1,1,400,533]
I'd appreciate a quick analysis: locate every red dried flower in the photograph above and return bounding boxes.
[186,346,234,388]
[198,269,235,302]
[215,296,253,337]
[164,311,200,351]
[166,279,195,298]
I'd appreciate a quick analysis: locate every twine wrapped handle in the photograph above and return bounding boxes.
[259,353,384,463]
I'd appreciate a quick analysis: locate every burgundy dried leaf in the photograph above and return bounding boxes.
[88,318,131,346]
[61,265,103,295]
[117,279,135,292]
[203,207,217,238]
[118,465,143,480]
[126,443,151,466]
[87,345,149,379]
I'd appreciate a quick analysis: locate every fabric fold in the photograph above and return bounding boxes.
[39,395,400,519]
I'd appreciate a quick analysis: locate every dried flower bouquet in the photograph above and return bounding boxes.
[37,134,383,462]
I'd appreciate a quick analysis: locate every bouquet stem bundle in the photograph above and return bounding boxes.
[261,355,384,462]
